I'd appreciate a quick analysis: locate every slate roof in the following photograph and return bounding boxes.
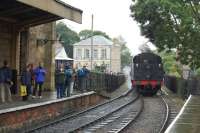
[74,35,113,46]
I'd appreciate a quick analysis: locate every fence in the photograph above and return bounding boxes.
[10,70,126,94]
[74,72,126,92]
[164,75,200,99]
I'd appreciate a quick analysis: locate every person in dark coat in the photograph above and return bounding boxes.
[21,64,32,101]
[32,62,46,99]
[0,67,5,103]
[55,64,65,98]
[0,60,12,103]
[64,65,73,97]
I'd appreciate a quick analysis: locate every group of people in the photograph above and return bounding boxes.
[21,62,46,101]
[0,59,91,103]
[55,64,90,99]
[0,61,46,103]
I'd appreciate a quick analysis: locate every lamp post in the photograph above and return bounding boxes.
[90,14,94,70]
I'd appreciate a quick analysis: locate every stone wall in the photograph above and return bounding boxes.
[0,92,105,133]
[28,22,56,90]
[0,21,16,68]
[111,44,121,72]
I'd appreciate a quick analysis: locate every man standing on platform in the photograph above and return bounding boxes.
[0,60,12,103]
[77,65,90,92]
[32,62,46,99]
[55,64,65,98]
[64,64,73,97]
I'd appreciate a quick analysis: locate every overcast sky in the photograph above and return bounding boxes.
[61,0,156,55]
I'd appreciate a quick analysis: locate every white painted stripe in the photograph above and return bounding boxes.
[100,122,108,125]
[175,122,200,125]
[165,95,192,133]
[108,131,116,133]
[106,120,114,123]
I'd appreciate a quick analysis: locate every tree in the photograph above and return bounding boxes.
[130,0,200,69]
[79,29,111,40]
[159,51,182,77]
[56,22,80,57]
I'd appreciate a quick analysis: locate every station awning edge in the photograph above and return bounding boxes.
[16,0,82,24]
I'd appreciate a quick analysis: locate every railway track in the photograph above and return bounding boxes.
[121,93,172,133]
[73,94,143,133]
[27,88,179,133]
[160,94,180,131]
[27,89,142,133]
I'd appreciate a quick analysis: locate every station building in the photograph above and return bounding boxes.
[0,0,82,90]
[73,35,121,72]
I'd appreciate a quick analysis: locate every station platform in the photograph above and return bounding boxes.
[0,90,80,111]
[0,81,129,133]
[0,90,106,133]
[165,95,200,133]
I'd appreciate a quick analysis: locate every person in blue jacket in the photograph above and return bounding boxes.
[32,62,46,99]
[77,65,90,92]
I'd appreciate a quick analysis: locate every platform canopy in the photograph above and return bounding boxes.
[55,46,74,61]
[0,0,82,27]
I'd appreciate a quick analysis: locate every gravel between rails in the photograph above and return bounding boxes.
[123,95,166,133]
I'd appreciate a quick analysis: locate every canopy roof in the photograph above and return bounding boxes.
[0,0,82,27]
[55,46,74,61]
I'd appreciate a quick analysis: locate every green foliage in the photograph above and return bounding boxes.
[196,68,200,76]
[130,0,200,68]
[79,29,111,40]
[159,51,181,77]
[56,22,80,57]
[121,44,132,67]
[94,64,107,73]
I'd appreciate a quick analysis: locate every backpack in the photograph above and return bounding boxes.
[77,69,85,77]
[65,69,72,78]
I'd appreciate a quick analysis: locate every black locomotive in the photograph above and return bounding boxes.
[131,52,164,95]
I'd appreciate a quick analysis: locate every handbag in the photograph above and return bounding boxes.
[20,85,27,96]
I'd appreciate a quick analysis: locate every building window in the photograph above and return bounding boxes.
[84,49,90,59]
[101,49,107,59]
[76,49,82,59]
[93,49,98,59]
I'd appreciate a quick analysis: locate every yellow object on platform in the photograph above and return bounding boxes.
[20,85,27,96]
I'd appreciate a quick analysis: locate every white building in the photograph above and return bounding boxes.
[73,35,121,72]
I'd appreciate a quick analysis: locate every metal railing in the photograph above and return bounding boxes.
[74,72,126,92]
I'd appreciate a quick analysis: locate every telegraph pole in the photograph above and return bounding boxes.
[91,14,94,70]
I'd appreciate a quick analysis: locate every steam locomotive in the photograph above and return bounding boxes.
[131,52,164,95]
